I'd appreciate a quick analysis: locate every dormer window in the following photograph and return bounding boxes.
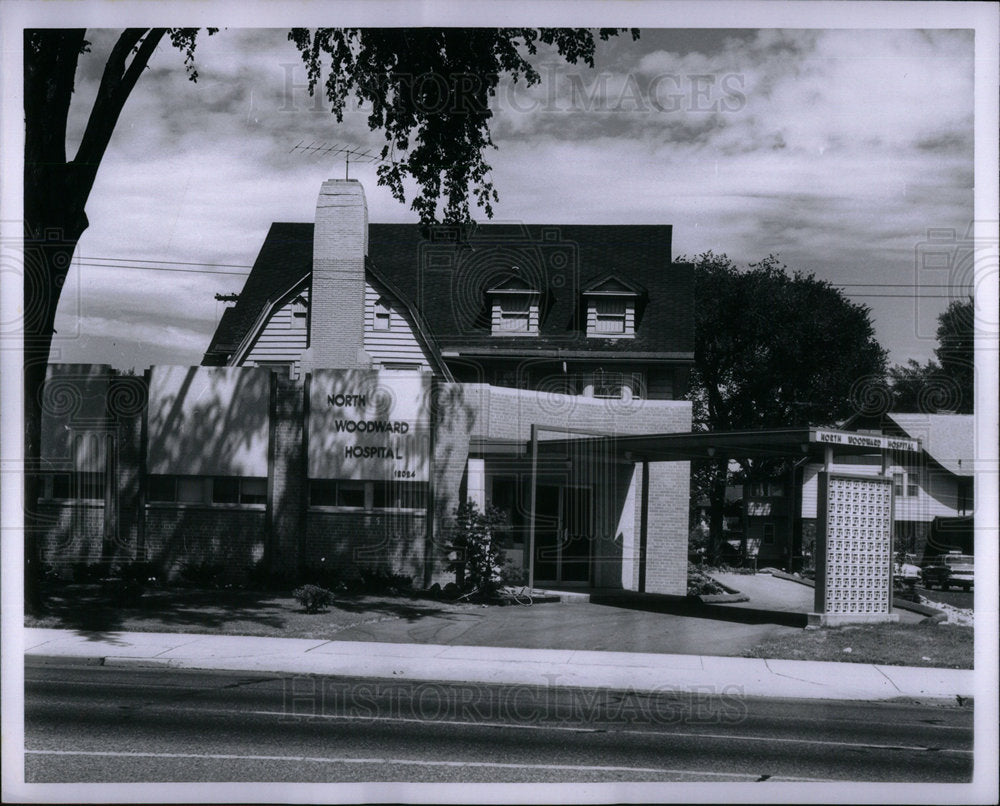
[487,272,539,336]
[594,298,627,334]
[582,274,642,338]
[497,295,530,332]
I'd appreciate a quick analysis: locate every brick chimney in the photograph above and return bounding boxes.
[302,179,370,371]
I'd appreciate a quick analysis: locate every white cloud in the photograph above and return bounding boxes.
[48,27,975,369]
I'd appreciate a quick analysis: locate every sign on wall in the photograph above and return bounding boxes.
[813,472,895,624]
[308,369,431,481]
[147,366,271,477]
[812,428,919,453]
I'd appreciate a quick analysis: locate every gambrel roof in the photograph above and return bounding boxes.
[204,222,693,365]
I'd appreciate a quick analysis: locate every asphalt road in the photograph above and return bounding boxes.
[23,662,973,784]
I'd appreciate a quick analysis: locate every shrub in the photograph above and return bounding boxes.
[500,559,527,587]
[105,562,159,605]
[449,499,509,600]
[292,584,335,613]
[357,566,413,594]
[72,562,108,584]
[687,562,725,596]
[179,560,227,589]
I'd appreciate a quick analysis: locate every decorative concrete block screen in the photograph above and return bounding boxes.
[812,472,896,626]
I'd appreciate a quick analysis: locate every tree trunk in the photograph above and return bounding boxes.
[23,231,84,613]
[706,456,728,565]
[24,31,91,611]
[23,28,162,612]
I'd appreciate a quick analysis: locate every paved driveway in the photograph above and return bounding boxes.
[319,597,799,656]
[710,571,925,624]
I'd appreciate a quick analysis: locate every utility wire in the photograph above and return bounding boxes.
[70,256,976,296]
[79,256,253,269]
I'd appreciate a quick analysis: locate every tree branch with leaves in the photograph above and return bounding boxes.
[22,26,636,611]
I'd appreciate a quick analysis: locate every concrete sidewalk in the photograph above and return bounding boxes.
[23,627,973,703]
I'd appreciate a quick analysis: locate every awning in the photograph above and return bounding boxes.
[528,425,921,463]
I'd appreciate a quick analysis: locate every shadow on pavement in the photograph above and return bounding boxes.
[320,595,458,623]
[34,585,291,640]
[590,591,809,628]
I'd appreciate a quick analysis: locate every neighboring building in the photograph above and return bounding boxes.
[37,179,695,593]
[737,412,975,569]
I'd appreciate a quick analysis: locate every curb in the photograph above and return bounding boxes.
[697,592,750,603]
[699,575,750,603]
[767,570,950,620]
[24,649,974,704]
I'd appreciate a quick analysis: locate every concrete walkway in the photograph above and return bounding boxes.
[23,627,973,703]
[709,571,926,623]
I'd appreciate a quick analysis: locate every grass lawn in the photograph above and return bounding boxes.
[25,584,478,640]
[742,621,973,669]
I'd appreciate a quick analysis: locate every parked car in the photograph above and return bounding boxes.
[893,558,922,588]
[921,552,974,591]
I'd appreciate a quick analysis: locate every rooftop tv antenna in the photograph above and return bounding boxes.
[289,140,390,180]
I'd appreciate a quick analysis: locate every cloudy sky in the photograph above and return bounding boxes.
[15,10,985,371]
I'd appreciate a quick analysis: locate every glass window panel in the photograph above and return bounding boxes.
[310,479,337,506]
[496,295,531,332]
[373,481,427,509]
[177,477,206,504]
[51,473,72,499]
[79,471,104,500]
[148,475,176,502]
[374,299,392,330]
[240,477,268,505]
[592,371,624,399]
[593,298,627,334]
[337,482,366,508]
[213,477,239,504]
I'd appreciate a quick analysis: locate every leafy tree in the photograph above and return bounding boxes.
[888,359,942,411]
[887,297,974,413]
[934,297,974,412]
[289,28,636,223]
[22,26,636,611]
[684,251,888,562]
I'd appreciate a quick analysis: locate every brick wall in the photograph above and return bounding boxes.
[143,505,267,580]
[107,373,146,561]
[269,374,306,577]
[304,510,427,582]
[643,460,690,594]
[305,179,369,371]
[38,503,106,573]
[39,366,692,594]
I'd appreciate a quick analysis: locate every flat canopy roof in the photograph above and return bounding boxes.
[527,426,921,463]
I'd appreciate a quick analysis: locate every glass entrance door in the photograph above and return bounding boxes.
[533,484,592,585]
[560,485,592,583]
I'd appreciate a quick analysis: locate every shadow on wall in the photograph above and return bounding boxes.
[147,366,271,477]
[428,382,482,572]
[38,366,145,573]
[144,506,268,581]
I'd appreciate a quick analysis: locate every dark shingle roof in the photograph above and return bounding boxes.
[203,223,313,363]
[203,222,693,364]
